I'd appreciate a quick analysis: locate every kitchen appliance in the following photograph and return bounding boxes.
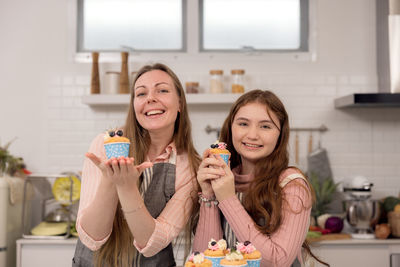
[21,173,80,239]
[335,0,400,108]
[343,176,381,239]
[0,178,23,267]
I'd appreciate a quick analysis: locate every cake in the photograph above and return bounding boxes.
[236,241,261,267]
[210,141,230,165]
[219,249,247,266]
[185,252,212,267]
[204,238,228,267]
[103,129,130,159]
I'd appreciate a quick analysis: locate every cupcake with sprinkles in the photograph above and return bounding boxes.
[236,241,261,267]
[219,248,247,266]
[103,129,130,159]
[210,141,230,165]
[185,251,212,267]
[204,238,228,267]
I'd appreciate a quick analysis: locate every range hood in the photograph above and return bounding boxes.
[335,0,400,108]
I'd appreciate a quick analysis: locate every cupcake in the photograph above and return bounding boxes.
[210,141,230,165]
[236,241,261,267]
[103,129,130,159]
[219,249,247,266]
[204,238,228,267]
[185,251,212,267]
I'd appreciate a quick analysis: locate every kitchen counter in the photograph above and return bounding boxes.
[16,238,77,267]
[310,236,400,267]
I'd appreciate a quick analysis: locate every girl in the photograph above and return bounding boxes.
[193,90,328,267]
[73,63,200,267]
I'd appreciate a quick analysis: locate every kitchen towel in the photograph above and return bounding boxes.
[307,147,332,182]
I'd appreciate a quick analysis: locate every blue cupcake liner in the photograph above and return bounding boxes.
[246,258,261,267]
[104,142,130,159]
[219,154,230,165]
[204,255,224,267]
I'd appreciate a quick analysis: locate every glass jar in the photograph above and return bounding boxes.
[231,69,245,93]
[209,70,224,93]
[185,82,199,94]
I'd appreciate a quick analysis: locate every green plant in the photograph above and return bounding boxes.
[0,139,29,176]
[309,172,339,219]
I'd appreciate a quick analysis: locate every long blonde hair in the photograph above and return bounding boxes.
[95,63,200,266]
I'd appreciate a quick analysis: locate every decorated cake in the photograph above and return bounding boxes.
[185,251,212,267]
[210,141,230,165]
[219,249,247,266]
[204,238,228,267]
[236,241,261,267]
[103,129,130,159]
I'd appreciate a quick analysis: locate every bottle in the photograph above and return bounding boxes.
[119,52,130,94]
[185,82,199,94]
[209,70,224,93]
[231,69,245,93]
[90,52,100,94]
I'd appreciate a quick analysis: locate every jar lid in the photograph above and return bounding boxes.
[186,82,199,86]
[231,69,245,74]
[210,69,223,75]
[106,71,120,74]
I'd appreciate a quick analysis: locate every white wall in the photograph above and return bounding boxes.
[1,0,399,198]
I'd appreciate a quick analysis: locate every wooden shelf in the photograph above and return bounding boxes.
[82,93,241,106]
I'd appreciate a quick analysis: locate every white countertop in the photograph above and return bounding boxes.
[310,237,400,246]
[17,237,78,245]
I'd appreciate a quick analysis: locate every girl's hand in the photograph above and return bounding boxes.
[86,152,153,188]
[197,149,225,197]
[210,155,235,202]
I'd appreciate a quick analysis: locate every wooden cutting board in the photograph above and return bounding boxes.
[307,233,352,243]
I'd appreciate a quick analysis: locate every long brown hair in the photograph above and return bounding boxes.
[95,63,200,267]
[220,89,328,266]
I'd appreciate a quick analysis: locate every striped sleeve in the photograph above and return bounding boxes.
[134,152,196,257]
[76,133,113,251]
[218,170,311,267]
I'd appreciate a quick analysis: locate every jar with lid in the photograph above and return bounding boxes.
[231,69,245,93]
[209,70,224,93]
[103,71,120,94]
[185,82,199,94]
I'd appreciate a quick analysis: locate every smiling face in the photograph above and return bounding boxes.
[133,70,180,136]
[231,102,281,166]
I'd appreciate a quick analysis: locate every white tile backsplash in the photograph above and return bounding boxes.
[44,73,400,196]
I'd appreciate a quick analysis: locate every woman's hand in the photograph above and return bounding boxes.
[210,155,235,202]
[197,149,225,197]
[86,153,153,188]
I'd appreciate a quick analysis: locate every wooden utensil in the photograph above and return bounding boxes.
[308,132,313,154]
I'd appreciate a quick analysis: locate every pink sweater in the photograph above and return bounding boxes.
[193,168,311,267]
[76,134,196,256]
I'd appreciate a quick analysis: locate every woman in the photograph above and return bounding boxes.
[193,90,328,266]
[73,63,200,267]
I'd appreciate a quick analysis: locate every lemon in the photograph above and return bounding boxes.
[52,176,81,205]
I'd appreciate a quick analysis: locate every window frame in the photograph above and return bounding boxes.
[69,0,317,63]
[199,0,309,53]
[76,0,187,53]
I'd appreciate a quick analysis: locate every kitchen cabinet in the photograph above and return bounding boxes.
[82,93,241,106]
[16,238,77,267]
[310,238,400,267]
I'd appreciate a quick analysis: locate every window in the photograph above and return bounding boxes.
[77,0,185,52]
[200,0,308,52]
